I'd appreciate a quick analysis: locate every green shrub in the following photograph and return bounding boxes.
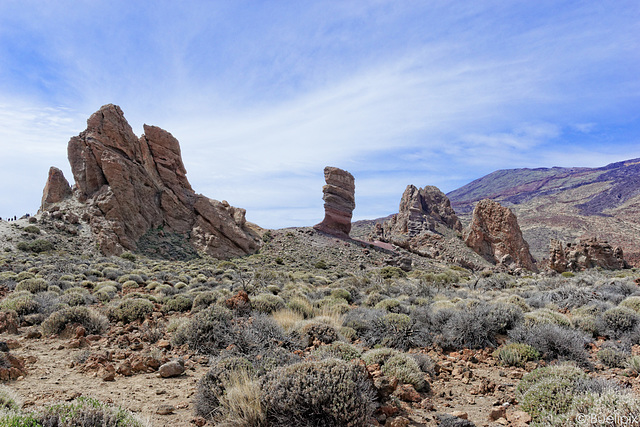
[261,359,376,427]
[524,308,571,327]
[162,294,193,313]
[36,396,145,426]
[251,294,285,314]
[314,260,328,270]
[172,305,235,354]
[120,251,136,261]
[378,266,406,279]
[567,389,640,426]
[517,364,586,422]
[0,293,38,316]
[509,324,591,367]
[493,343,540,367]
[15,278,48,294]
[41,306,109,336]
[22,225,40,234]
[330,288,352,303]
[109,298,154,323]
[382,354,428,391]
[598,306,640,338]
[597,345,629,368]
[16,239,54,253]
[94,285,118,302]
[311,342,362,361]
[619,296,640,313]
[374,298,405,313]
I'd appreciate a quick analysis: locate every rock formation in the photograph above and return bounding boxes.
[381,185,462,238]
[314,167,355,238]
[42,104,260,258]
[464,199,537,271]
[549,238,627,272]
[40,167,72,210]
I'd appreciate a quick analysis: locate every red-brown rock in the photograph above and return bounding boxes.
[550,237,627,272]
[40,167,72,210]
[464,199,537,271]
[314,167,355,238]
[44,104,260,258]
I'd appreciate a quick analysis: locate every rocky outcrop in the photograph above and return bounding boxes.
[464,199,537,271]
[43,104,260,258]
[549,237,627,272]
[40,167,72,210]
[369,185,489,270]
[381,185,462,238]
[314,167,355,238]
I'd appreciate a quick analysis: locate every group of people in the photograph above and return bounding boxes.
[0,214,29,222]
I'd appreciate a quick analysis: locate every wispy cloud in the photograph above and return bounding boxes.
[0,1,638,226]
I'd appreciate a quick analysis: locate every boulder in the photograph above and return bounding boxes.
[464,199,537,271]
[40,167,72,210]
[44,104,260,258]
[314,167,355,237]
[550,237,627,272]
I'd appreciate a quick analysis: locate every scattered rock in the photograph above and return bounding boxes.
[314,166,355,238]
[159,360,185,378]
[0,311,19,334]
[393,384,422,402]
[464,199,537,271]
[156,404,176,415]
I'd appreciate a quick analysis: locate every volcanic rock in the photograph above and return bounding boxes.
[40,167,72,210]
[464,199,537,271]
[44,104,260,258]
[314,167,355,238]
[549,237,627,272]
[381,185,462,239]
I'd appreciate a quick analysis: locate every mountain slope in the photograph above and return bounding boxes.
[447,158,640,265]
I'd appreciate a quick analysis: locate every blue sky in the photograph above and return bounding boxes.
[0,1,638,228]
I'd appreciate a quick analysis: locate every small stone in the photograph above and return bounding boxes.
[159,360,185,378]
[157,339,171,349]
[489,406,507,421]
[191,417,207,426]
[393,384,421,402]
[156,404,175,415]
[102,372,115,382]
[450,411,468,420]
[388,416,410,427]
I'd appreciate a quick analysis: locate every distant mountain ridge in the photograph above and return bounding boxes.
[447,158,640,265]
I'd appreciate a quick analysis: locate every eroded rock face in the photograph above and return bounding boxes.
[550,237,627,272]
[40,167,72,210]
[383,185,462,238]
[464,199,537,271]
[45,104,260,258]
[314,167,355,237]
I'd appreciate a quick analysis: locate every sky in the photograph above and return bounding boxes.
[0,1,638,228]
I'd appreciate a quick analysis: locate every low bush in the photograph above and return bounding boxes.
[194,356,255,421]
[517,364,587,422]
[172,305,235,354]
[493,343,540,367]
[596,342,629,368]
[509,323,591,367]
[41,306,109,336]
[162,294,193,313]
[295,321,340,347]
[261,359,376,427]
[597,306,640,339]
[311,342,362,361]
[16,239,54,253]
[107,298,154,323]
[15,278,48,294]
[36,396,145,426]
[251,294,286,314]
[0,292,39,316]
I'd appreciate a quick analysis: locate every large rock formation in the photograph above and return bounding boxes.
[369,185,489,270]
[40,167,72,210]
[549,238,627,272]
[464,199,537,271]
[43,104,260,258]
[314,167,355,238]
[381,185,462,238]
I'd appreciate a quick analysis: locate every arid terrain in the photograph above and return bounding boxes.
[2,105,640,426]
